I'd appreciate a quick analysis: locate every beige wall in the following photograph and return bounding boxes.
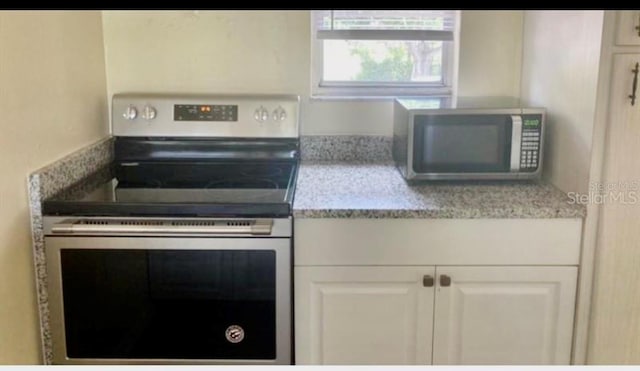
[520,11,604,195]
[102,10,523,135]
[520,11,607,365]
[0,11,108,363]
[458,10,523,98]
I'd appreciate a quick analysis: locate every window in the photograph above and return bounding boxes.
[311,10,459,97]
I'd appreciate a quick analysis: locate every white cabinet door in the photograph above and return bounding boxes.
[432,266,577,365]
[295,266,435,365]
[589,53,640,363]
[616,11,640,45]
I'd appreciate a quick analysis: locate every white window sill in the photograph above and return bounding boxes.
[310,95,399,102]
[310,94,451,102]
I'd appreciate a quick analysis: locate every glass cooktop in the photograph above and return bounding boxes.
[43,161,298,217]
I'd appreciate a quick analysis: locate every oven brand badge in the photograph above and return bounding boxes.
[225,325,245,344]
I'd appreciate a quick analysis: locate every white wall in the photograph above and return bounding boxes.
[102,10,524,136]
[0,11,108,363]
[519,11,606,365]
[520,11,604,194]
[458,10,523,98]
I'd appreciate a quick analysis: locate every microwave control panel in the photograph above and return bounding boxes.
[520,115,542,171]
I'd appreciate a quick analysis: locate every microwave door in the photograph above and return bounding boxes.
[412,114,513,174]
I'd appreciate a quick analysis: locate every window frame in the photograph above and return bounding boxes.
[310,10,461,98]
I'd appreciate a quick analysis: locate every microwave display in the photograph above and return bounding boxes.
[414,115,511,173]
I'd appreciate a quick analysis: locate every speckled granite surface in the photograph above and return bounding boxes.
[25,135,584,364]
[293,161,586,219]
[300,135,392,162]
[27,137,113,364]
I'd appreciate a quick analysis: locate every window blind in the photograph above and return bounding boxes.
[314,10,455,41]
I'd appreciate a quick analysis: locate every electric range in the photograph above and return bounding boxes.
[42,93,299,365]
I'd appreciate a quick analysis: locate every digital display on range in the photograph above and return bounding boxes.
[174,104,238,122]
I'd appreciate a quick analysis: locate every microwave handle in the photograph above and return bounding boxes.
[510,115,522,172]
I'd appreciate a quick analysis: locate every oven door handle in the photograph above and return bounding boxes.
[51,219,273,236]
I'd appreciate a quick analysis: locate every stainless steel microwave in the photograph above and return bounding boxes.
[393,97,545,181]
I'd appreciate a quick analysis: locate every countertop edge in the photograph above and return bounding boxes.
[292,209,586,219]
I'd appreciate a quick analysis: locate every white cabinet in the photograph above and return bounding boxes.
[616,11,640,45]
[294,266,434,365]
[294,218,582,365]
[295,265,577,365]
[588,52,640,363]
[432,266,577,365]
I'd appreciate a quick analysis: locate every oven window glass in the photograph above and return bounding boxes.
[413,114,512,173]
[60,249,276,360]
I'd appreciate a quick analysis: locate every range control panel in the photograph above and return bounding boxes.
[112,93,299,138]
[174,104,238,122]
[520,115,542,171]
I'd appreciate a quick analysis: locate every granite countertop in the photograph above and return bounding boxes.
[293,161,586,219]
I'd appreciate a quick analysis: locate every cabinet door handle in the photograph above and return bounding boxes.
[629,62,639,106]
[636,14,640,37]
[423,275,434,287]
[439,274,452,287]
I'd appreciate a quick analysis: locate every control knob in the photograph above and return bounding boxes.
[142,105,157,120]
[122,105,138,120]
[273,106,287,121]
[254,106,270,123]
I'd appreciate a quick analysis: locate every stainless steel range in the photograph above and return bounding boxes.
[42,93,299,365]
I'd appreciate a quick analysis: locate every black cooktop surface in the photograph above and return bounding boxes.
[43,161,298,217]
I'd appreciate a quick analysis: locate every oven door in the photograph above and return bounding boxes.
[411,114,522,179]
[45,236,291,365]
